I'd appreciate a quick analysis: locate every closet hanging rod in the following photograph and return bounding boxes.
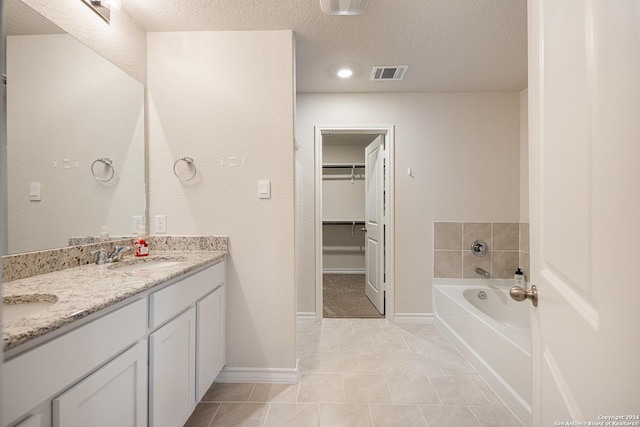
[323,220,366,225]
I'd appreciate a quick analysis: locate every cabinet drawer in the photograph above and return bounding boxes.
[2,298,147,427]
[149,260,224,329]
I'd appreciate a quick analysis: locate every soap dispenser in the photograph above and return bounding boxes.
[514,268,524,287]
[134,226,149,257]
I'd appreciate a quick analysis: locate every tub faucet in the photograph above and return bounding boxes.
[476,267,490,278]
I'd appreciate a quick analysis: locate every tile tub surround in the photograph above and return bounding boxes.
[433,222,530,280]
[2,250,226,353]
[183,319,524,427]
[2,235,228,282]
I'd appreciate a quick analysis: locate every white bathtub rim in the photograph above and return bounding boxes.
[434,311,532,427]
[434,282,531,355]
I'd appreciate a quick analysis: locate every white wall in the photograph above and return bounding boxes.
[21,0,146,83]
[147,31,296,371]
[296,93,521,315]
[7,34,145,253]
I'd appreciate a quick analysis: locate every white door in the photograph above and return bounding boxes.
[529,0,640,424]
[364,135,385,314]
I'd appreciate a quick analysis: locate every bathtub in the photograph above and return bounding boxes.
[433,279,531,426]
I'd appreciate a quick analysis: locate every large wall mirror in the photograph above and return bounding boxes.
[5,0,146,254]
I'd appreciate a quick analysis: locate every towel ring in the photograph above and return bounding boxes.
[173,157,197,181]
[91,158,115,182]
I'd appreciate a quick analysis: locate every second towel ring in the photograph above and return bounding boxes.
[91,158,115,182]
[173,157,197,181]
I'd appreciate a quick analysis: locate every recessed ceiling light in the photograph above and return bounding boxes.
[320,0,369,16]
[337,68,354,78]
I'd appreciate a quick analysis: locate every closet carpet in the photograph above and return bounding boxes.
[323,274,384,318]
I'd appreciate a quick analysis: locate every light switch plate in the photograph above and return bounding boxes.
[258,180,271,199]
[29,182,42,201]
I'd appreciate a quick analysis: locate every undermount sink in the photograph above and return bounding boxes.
[2,294,58,324]
[108,257,187,272]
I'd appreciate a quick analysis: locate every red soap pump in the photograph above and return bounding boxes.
[134,226,149,257]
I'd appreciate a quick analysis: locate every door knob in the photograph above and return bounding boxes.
[509,285,538,307]
[361,227,367,232]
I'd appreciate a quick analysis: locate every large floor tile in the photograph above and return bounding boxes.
[469,405,524,427]
[249,383,298,403]
[210,403,268,427]
[319,404,373,427]
[203,383,255,402]
[263,403,319,427]
[343,374,393,404]
[368,404,428,427]
[420,404,482,426]
[183,402,221,427]
[386,375,441,404]
[297,373,345,403]
[428,376,490,405]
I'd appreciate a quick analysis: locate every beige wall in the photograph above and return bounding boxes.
[296,93,521,316]
[147,31,296,370]
[22,0,146,83]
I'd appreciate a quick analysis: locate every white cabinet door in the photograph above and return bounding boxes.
[53,340,148,427]
[149,307,196,427]
[196,285,226,401]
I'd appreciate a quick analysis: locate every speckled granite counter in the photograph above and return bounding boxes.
[2,251,226,352]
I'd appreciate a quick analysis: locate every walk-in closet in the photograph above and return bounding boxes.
[322,133,384,318]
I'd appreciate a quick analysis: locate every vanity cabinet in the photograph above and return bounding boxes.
[148,260,226,427]
[2,257,226,427]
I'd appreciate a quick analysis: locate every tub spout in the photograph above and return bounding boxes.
[476,267,490,278]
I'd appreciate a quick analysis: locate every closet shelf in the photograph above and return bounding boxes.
[322,163,365,169]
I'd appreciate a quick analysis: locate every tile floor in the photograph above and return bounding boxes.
[184,318,524,427]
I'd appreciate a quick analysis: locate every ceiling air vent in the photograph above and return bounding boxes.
[371,65,409,81]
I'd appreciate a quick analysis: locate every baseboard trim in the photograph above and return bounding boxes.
[216,359,300,384]
[393,313,434,323]
[297,312,318,322]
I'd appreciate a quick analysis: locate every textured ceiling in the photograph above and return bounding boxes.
[123,0,527,93]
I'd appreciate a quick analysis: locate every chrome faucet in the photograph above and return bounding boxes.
[91,246,132,265]
[476,267,490,278]
[91,248,108,265]
[108,246,133,262]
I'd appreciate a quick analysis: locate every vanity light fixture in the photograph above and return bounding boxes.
[81,0,121,24]
[337,67,354,78]
[320,0,369,15]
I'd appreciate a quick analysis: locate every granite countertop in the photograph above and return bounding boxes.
[2,251,226,352]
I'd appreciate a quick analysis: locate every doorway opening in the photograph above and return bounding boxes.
[314,126,395,320]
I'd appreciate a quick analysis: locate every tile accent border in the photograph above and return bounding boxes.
[2,235,228,282]
[433,222,530,281]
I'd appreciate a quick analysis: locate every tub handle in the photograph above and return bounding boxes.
[509,285,538,307]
